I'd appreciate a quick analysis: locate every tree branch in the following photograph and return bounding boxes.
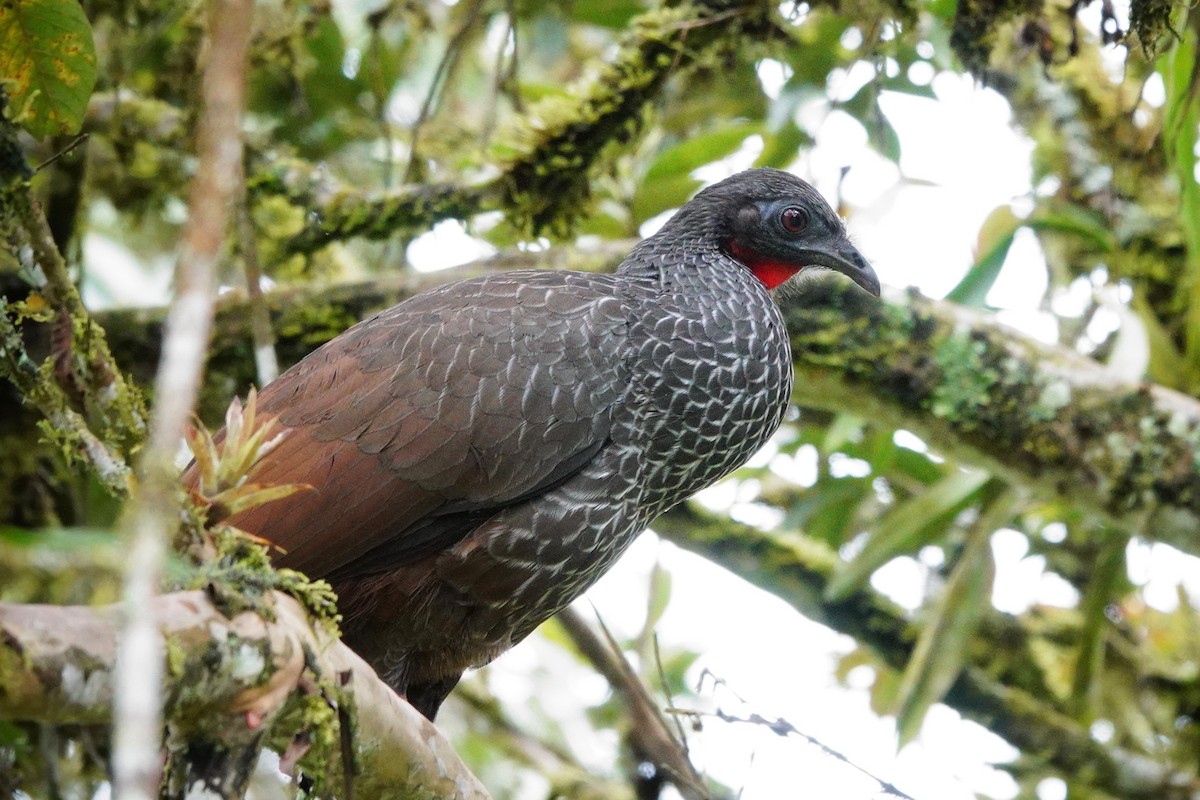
[0,591,491,799]
[555,606,714,800]
[782,280,1200,557]
[78,0,773,258]
[110,0,255,796]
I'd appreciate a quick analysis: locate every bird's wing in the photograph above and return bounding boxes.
[226,271,631,580]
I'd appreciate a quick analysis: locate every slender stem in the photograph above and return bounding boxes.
[110,0,253,796]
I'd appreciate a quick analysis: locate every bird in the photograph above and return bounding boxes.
[188,168,879,719]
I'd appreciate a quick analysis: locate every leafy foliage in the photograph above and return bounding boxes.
[0,0,96,138]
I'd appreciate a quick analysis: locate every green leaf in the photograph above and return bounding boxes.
[1158,30,1200,367]
[890,445,943,486]
[631,173,702,226]
[868,109,902,163]
[0,0,97,138]
[946,205,1020,307]
[825,469,991,601]
[211,482,313,520]
[1026,203,1116,252]
[787,477,871,545]
[894,515,997,745]
[755,121,811,169]
[1069,533,1128,720]
[643,559,672,635]
[569,0,646,28]
[632,122,761,223]
[0,719,30,753]
[1133,294,1194,390]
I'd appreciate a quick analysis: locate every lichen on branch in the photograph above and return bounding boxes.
[783,280,1200,556]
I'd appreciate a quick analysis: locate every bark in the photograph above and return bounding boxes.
[0,590,491,799]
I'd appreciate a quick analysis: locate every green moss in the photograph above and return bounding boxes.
[178,523,341,640]
[268,654,344,793]
[274,300,358,349]
[930,335,1000,422]
[499,2,770,236]
[252,195,307,240]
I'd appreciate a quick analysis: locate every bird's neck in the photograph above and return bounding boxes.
[619,234,795,294]
[724,241,800,290]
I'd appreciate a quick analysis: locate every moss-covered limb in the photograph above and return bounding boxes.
[0,591,492,799]
[654,504,1042,693]
[653,504,1197,800]
[495,1,773,237]
[0,311,132,496]
[245,1,775,255]
[783,280,1200,557]
[948,669,1200,800]
[0,114,147,474]
[256,162,498,258]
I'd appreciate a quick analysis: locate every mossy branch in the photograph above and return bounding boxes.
[0,590,492,799]
[0,109,141,497]
[85,0,769,259]
[782,280,1200,557]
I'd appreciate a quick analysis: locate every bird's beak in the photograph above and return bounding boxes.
[804,239,880,298]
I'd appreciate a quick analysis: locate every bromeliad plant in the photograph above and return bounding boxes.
[185,387,311,531]
[181,389,337,626]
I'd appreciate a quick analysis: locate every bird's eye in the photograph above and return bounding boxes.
[780,206,808,234]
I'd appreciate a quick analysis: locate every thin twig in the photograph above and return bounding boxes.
[653,634,690,751]
[34,133,90,172]
[239,199,279,385]
[403,0,486,184]
[556,605,713,800]
[110,0,254,796]
[667,707,917,800]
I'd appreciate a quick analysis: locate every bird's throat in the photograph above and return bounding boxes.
[727,241,801,290]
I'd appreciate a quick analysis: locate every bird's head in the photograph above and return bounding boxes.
[665,168,880,297]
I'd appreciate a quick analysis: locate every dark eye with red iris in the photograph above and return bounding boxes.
[780,206,808,233]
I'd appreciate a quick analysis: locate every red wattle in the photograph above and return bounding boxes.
[727,241,801,290]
